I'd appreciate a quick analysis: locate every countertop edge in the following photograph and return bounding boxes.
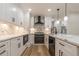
[49,34,79,47]
[0,33,28,42]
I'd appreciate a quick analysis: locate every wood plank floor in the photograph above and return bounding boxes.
[22,45,50,56]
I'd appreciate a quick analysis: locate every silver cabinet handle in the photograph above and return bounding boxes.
[17,39,20,40]
[0,45,5,48]
[59,50,61,56]
[18,43,21,48]
[0,50,6,55]
[59,43,64,46]
[61,51,63,56]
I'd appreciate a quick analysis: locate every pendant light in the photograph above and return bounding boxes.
[56,9,60,24]
[64,3,68,21]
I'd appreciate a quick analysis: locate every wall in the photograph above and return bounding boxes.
[0,21,27,35]
[67,13,79,35]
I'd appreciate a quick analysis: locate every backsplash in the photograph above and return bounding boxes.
[0,21,27,35]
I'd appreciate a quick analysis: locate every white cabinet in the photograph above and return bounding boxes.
[28,34,34,45]
[11,38,18,56]
[0,40,10,56]
[11,36,23,56]
[44,35,49,49]
[23,12,30,28]
[30,17,34,28]
[0,4,24,27]
[45,16,52,28]
[55,38,78,56]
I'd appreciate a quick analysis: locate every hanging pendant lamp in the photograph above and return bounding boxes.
[56,9,60,24]
[64,3,68,21]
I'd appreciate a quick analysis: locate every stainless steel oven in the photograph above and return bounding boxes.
[23,35,28,45]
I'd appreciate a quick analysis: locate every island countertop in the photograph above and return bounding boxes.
[49,34,79,46]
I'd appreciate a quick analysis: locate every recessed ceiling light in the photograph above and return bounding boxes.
[48,9,51,12]
[12,8,16,12]
[28,8,32,12]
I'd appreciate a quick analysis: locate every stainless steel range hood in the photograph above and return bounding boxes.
[35,16,44,24]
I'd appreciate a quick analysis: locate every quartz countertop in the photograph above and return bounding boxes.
[0,33,28,42]
[50,34,79,46]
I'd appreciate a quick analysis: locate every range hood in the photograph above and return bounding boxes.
[35,16,44,24]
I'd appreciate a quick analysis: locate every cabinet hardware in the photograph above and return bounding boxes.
[59,43,64,46]
[61,51,63,56]
[12,17,15,22]
[17,39,20,40]
[59,50,61,56]
[18,43,21,48]
[0,50,6,55]
[0,45,5,48]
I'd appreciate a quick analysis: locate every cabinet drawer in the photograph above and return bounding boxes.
[56,39,78,56]
[0,42,7,49]
[0,41,9,56]
[0,50,8,56]
[63,41,77,55]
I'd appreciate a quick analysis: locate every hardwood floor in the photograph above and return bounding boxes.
[22,45,50,56]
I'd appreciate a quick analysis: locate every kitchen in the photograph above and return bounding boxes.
[0,3,79,56]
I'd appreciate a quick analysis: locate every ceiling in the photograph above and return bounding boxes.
[16,3,79,18]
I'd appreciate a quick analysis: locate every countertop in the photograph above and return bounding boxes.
[0,33,28,42]
[50,34,79,46]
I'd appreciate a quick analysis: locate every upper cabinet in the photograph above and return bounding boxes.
[45,16,53,29]
[0,4,30,28]
[23,12,30,28]
[30,16,34,28]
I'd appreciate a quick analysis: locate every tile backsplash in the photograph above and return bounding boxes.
[0,22,27,35]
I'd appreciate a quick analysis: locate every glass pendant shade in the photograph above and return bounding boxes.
[64,16,68,21]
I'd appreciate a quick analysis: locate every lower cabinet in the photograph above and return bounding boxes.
[45,35,49,49]
[0,40,10,56]
[55,38,78,56]
[29,34,34,45]
[11,36,23,56]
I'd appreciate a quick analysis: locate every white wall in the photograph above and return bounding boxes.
[0,21,27,35]
[67,13,79,35]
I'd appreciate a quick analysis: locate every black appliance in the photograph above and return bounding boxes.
[34,32,44,44]
[35,16,44,24]
[49,36,55,56]
[23,35,28,45]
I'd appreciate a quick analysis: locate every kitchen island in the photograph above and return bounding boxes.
[49,34,79,56]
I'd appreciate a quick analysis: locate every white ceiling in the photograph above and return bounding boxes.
[16,3,79,18]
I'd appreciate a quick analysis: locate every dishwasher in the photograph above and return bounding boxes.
[49,36,55,56]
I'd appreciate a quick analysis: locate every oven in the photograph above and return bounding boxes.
[34,32,44,44]
[23,35,28,45]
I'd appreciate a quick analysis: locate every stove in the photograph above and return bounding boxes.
[34,32,44,44]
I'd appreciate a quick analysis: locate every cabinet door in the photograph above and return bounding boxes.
[29,35,34,44]
[11,38,18,56]
[23,12,30,29]
[30,17,34,28]
[55,39,63,56]
[0,4,9,22]
[45,17,52,28]
[11,37,24,56]
[44,35,49,49]
[18,36,23,55]
[0,40,10,56]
